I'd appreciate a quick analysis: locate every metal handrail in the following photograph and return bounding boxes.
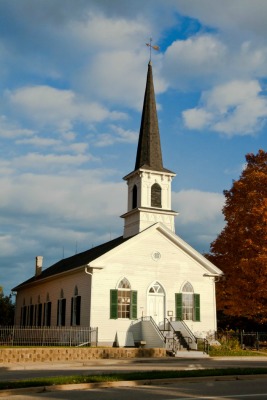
[176,320,197,344]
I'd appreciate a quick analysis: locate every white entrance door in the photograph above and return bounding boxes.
[147,282,165,325]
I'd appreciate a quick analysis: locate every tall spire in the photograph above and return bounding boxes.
[135,62,169,173]
[121,61,177,239]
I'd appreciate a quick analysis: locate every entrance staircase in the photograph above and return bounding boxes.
[129,317,209,357]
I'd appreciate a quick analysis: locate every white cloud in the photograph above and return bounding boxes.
[173,0,267,39]
[7,86,127,133]
[0,115,35,138]
[182,108,213,130]
[163,35,227,89]
[173,189,224,224]
[14,153,94,170]
[79,50,167,109]
[69,11,149,52]
[173,189,225,251]
[0,171,125,237]
[183,80,267,135]
[16,136,61,147]
[94,125,138,147]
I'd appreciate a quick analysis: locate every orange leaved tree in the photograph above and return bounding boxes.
[208,149,267,326]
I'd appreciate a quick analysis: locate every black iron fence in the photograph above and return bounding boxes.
[0,326,98,347]
[241,332,267,350]
[216,330,267,351]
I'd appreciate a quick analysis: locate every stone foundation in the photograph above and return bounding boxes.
[0,347,166,363]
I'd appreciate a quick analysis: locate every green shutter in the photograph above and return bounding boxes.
[110,289,118,319]
[130,290,137,319]
[194,294,200,321]
[175,293,183,320]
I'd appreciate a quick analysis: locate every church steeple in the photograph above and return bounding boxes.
[135,62,164,172]
[121,62,178,238]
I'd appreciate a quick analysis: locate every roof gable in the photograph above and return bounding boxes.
[89,222,223,276]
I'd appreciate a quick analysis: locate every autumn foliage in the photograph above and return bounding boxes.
[208,149,267,325]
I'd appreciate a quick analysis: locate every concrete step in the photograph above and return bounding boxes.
[175,350,209,358]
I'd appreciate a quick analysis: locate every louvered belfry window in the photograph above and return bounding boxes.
[151,183,162,208]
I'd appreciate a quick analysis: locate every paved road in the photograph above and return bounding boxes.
[1,375,267,399]
[1,356,267,381]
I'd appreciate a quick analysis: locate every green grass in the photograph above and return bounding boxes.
[209,348,267,357]
[1,368,267,390]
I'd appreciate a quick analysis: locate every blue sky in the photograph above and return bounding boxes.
[1,0,267,295]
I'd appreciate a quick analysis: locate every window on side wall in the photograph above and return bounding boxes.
[71,286,81,326]
[43,298,52,327]
[57,289,66,326]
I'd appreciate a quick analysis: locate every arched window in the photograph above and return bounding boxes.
[37,295,42,327]
[118,278,131,318]
[181,282,194,320]
[71,286,81,326]
[132,185,137,209]
[182,282,194,293]
[149,281,164,294]
[118,277,131,289]
[175,282,200,322]
[20,298,27,327]
[110,278,137,320]
[57,289,66,327]
[151,183,162,208]
[29,297,34,326]
[43,293,52,327]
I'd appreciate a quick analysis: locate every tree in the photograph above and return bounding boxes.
[208,149,267,326]
[0,288,15,325]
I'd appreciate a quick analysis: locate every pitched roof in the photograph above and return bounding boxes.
[134,62,173,174]
[13,236,129,291]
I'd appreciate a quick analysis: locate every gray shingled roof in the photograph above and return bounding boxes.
[134,62,173,174]
[13,236,129,291]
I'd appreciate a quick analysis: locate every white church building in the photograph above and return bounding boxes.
[13,62,223,349]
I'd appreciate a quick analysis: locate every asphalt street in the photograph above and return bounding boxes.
[1,356,267,381]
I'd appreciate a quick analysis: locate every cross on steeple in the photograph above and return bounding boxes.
[146,38,160,62]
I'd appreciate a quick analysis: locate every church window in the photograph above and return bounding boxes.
[71,286,81,326]
[20,299,27,327]
[57,289,66,326]
[43,293,52,327]
[29,302,34,326]
[149,281,164,293]
[175,283,200,321]
[132,185,137,209]
[151,183,162,208]
[110,278,137,319]
[37,296,42,327]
